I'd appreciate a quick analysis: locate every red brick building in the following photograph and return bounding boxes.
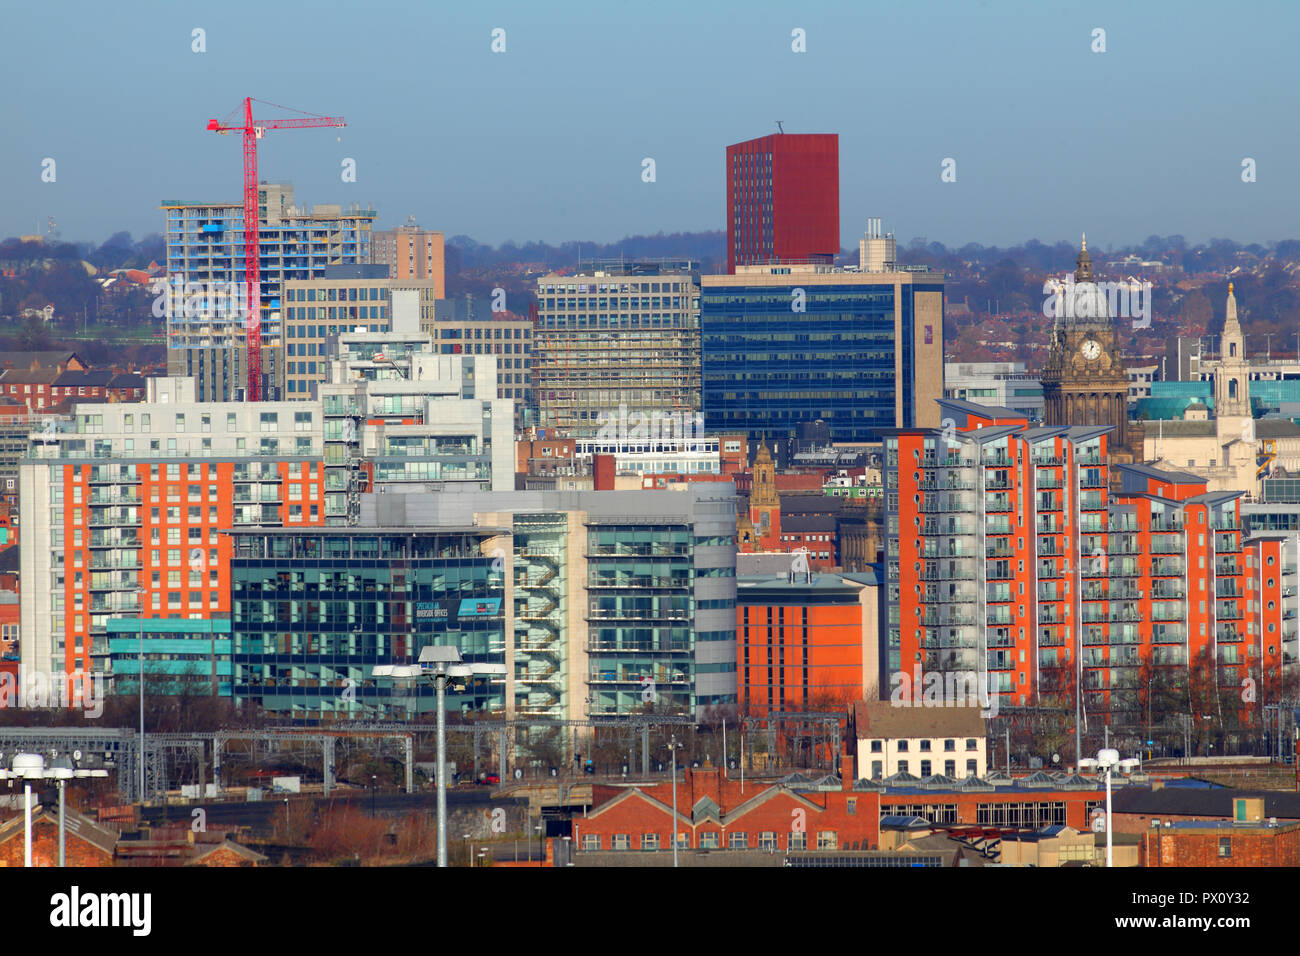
[1142,820,1300,867]
[573,761,1110,854]
[0,806,117,867]
[576,761,879,853]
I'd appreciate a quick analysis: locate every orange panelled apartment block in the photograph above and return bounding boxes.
[50,459,325,680]
[884,398,1285,725]
[19,377,325,692]
[736,570,883,712]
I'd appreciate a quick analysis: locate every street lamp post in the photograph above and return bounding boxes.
[1079,749,1140,867]
[0,753,106,867]
[667,734,681,867]
[374,645,506,868]
[133,586,147,804]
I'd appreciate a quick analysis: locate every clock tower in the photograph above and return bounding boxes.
[1041,236,1131,447]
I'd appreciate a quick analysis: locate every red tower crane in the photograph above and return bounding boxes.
[207,98,345,401]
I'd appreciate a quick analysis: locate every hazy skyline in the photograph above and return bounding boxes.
[7,0,1298,251]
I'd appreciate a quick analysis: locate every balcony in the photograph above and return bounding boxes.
[923,613,978,627]
[918,569,977,581]
[88,508,140,528]
[88,489,142,505]
[589,669,689,686]
[586,643,690,654]
[586,607,689,622]
[1214,535,1242,553]
[588,576,690,590]
[89,555,141,570]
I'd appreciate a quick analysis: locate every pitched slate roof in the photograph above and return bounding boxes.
[853,700,987,739]
[0,806,118,855]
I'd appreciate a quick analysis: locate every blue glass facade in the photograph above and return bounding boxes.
[105,617,233,696]
[701,280,937,442]
[228,529,506,722]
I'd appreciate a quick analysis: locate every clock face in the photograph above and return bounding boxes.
[1081,339,1102,361]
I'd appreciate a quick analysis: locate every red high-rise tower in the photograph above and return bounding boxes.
[726,133,839,273]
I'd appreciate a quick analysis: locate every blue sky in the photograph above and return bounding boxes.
[6,0,1298,250]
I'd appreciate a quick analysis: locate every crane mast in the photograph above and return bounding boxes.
[207,97,345,400]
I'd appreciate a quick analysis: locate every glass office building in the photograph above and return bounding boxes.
[105,617,232,697]
[700,266,945,443]
[228,527,506,722]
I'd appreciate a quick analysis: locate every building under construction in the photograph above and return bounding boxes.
[533,260,701,437]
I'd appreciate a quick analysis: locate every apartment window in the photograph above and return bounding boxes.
[728,832,748,850]
[757,831,777,851]
[847,798,857,816]
[944,739,956,752]
[898,760,909,775]
[1218,837,1232,858]
[871,760,883,778]
[967,759,978,776]
[966,739,978,751]
[582,834,600,851]
[817,831,838,851]
[897,740,909,752]
[789,832,806,851]
[870,740,882,753]
[641,833,659,851]
[920,760,932,777]
[920,740,932,752]
[699,832,719,849]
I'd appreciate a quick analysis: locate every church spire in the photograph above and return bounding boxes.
[1224,281,1240,335]
[1074,233,1093,282]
